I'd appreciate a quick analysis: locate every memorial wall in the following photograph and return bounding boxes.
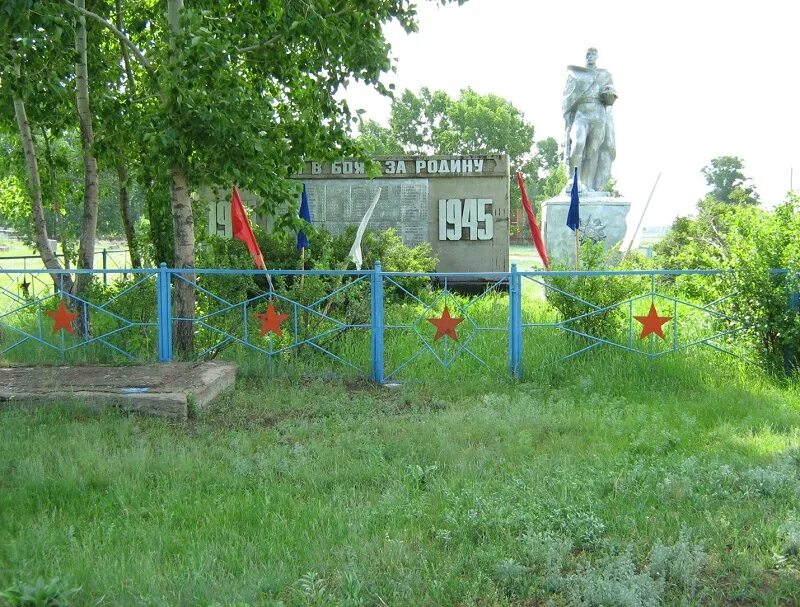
[206,154,509,275]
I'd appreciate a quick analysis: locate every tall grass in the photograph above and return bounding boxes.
[1,352,799,605]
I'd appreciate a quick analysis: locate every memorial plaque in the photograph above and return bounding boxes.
[304,180,428,246]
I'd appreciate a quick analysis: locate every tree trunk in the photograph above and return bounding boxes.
[13,97,73,293]
[40,127,70,270]
[116,156,142,268]
[114,0,143,270]
[167,0,195,356]
[169,165,195,356]
[74,0,99,298]
[69,0,100,339]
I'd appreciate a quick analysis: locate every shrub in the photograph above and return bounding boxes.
[545,242,649,340]
[654,196,800,375]
[564,549,664,607]
[647,529,707,592]
[0,578,80,607]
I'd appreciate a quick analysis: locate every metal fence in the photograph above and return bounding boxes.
[0,264,795,380]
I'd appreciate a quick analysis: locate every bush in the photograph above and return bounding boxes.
[192,225,437,356]
[654,196,800,375]
[564,549,664,607]
[545,241,649,339]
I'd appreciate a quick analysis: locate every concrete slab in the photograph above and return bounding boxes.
[0,362,237,420]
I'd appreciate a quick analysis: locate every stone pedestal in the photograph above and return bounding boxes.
[541,194,631,266]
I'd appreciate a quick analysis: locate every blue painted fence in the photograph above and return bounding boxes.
[0,264,796,380]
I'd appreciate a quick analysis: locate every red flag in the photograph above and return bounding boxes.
[515,171,549,269]
[231,185,266,270]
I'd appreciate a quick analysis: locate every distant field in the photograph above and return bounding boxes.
[0,240,131,299]
[0,239,130,271]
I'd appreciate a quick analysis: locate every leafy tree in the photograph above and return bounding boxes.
[388,86,534,161]
[701,155,759,205]
[355,119,404,156]
[4,0,467,354]
[721,197,799,374]
[656,157,764,271]
[654,185,799,374]
[0,1,78,291]
[360,87,565,214]
[526,136,568,204]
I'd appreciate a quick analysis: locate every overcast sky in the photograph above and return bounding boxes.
[344,0,800,229]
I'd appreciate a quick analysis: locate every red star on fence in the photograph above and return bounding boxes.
[256,303,289,337]
[634,303,672,339]
[46,300,79,334]
[427,306,463,341]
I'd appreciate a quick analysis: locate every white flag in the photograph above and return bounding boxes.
[348,187,382,270]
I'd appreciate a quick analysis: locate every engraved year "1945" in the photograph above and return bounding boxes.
[438,198,493,241]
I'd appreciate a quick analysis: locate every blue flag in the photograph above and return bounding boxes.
[566,167,580,232]
[297,183,311,250]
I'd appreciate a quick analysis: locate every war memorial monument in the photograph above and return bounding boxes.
[541,47,631,264]
[207,48,630,270]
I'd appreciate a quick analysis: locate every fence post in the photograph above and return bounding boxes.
[371,261,384,383]
[785,277,799,376]
[509,263,522,379]
[157,263,172,362]
[102,248,108,285]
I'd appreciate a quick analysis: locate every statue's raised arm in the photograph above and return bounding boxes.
[562,48,617,194]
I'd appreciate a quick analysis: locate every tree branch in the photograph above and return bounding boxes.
[115,0,137,97]
[59,0,154,75]
[237,33,283,54]
[237,7,351,54]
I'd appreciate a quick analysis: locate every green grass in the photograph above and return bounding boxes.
[510,244,545,270]
[1,351,799,606]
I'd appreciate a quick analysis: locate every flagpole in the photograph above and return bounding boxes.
[623,172,661,261]
[300,247,305,288]
[567,167,581,270]
[297,183,312,290]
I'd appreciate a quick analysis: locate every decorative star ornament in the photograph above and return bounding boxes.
[46,300,79,334]
[256,303,289,337]
[427,305,463,341]
[634,303,672,339]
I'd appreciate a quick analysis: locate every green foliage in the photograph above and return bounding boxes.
[354,119,404,156]
[192,225,436,353]
[0,175,30,233]
[647,530,707,592]
[2,0,468,274]
[385,86,535,159]
[655,192,800,374]
[565,550,664,607]
[701,155,759,205]
[721,199,800,374]
[545,241,648,338]
[0,578,80,607]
